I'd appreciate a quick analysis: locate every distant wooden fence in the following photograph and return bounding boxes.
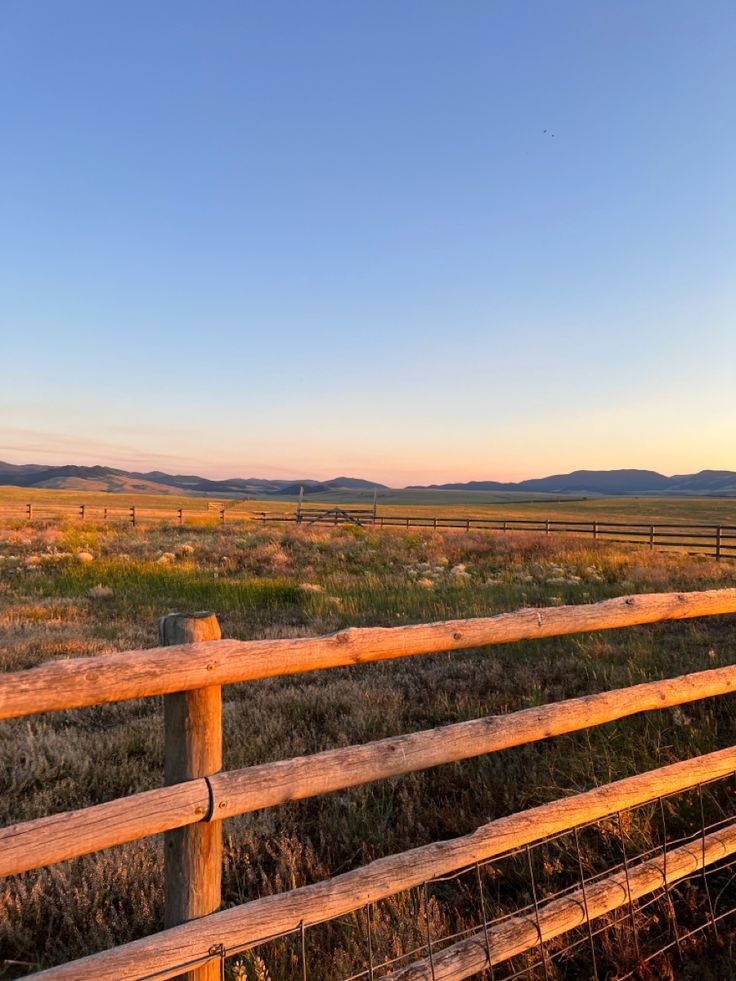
[2,500,736,560]
[3,588,736,979]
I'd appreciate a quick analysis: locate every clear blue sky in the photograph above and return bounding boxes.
[1,1,734,484]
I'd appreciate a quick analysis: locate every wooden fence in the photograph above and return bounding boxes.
[3,588,736,979]
[2,499,736,559]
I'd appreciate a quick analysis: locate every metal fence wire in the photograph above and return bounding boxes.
[176,771,736,981]
[3,502,736,561]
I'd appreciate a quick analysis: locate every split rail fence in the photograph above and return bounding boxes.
[2,499,736,560]
[3,588,736,979]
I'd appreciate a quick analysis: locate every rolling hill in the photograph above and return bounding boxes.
[1,461,734,498]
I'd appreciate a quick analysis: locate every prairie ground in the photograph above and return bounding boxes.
[2,484,736,526]
[1,510,736,978]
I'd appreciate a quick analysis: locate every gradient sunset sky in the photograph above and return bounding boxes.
[1,1,734,485]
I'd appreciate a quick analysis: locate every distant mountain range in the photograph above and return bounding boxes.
[409,469,736,495]
[0,460,388,497]
[1,461,735,497]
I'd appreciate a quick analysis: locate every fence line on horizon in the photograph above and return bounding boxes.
[3,589,736,979]
[2,499,736,560]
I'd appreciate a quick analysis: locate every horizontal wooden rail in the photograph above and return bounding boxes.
[6,501,736,531]
[25,745,736,981]
[394,821,736,980]
[207,660,736,820]
[2,589,736,721]
[6,662,736,877]
[0,782,209,878]
[5,501,736,561]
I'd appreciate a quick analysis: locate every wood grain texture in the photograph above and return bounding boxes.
[25,745,736,981]
[161,614,222,981]
[6,663,736,877]
[0,782,209,878]
[6,662,736,877]
[209,662,736,819]
[393,821,736,980]
[2,589,736,720]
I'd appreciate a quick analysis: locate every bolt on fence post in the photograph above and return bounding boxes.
[160,612,223,981]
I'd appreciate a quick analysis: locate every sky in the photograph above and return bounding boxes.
[1,1,734,485]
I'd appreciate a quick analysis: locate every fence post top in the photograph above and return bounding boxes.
[159,612,222,645]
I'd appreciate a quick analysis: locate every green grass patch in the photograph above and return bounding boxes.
[34,559,304,617]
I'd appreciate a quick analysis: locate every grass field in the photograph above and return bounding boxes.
[2,502,736,978]
[1,484,736,526]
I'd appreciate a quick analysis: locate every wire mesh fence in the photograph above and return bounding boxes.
[169,771,736,981]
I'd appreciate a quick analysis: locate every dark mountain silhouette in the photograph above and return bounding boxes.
[328,476,388,490]
[1,461,734,497]
[412,468,736,496]
[0,461,387,497]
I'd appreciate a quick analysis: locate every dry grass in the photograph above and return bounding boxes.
[1,515,736,978]
[2,483,736,527]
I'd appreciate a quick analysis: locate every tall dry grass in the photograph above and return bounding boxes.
[1,518,736,978]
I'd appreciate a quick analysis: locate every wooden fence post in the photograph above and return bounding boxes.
[178,508,183,526]
[296,485,304,524]
[220,507,225,525]
[716,526,722,561]
[593,522,598,541]
[649,525,655,550]
[26,503,32,520]
[160,612,223,981]
[79,504,85,521]
[130,506,136,527]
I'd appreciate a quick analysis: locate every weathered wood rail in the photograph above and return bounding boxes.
[3,588,736,980]
[3,499,736,559]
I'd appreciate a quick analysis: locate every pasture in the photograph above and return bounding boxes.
[2,484,736,526]
[1,494,736,978]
